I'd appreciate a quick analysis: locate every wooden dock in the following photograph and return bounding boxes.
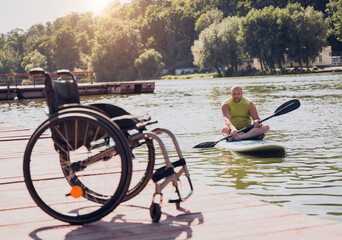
[0,71,154,100]
[2,122,342,239]
[0,82,155,100]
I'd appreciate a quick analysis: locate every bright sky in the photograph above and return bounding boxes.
[0,0,131,34]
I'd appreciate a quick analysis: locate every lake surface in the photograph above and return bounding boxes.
[1,73,342,222]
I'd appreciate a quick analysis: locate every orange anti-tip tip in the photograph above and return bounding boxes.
[70,186,83,198]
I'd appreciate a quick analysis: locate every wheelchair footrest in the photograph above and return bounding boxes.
[168,190,193,203]
[152,158,186,183]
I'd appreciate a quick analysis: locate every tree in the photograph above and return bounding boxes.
[22,50,48,72]
[92,19,142,81]
[240,7,287,71]
[0,29,27,73]
[134,49,164,78]
[52,26,80,71]
[192,17,241,75]
[195,8,224,33]
[0,34,5,49]
[217,17,242,72]
[141,4,169,60]
[286,4,331,69]
[245,0,329,12]
[30,36,54,71]
[77,32,91,55]
[327,0,342,42]
[192,23,223,75]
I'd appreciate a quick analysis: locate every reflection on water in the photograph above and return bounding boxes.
[1,73,342,222]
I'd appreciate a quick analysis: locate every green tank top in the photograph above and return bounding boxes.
[227,97,251,130]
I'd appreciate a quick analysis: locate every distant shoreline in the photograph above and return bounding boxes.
[161,66,342,80]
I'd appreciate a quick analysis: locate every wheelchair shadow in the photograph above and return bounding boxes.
[29,205,204,240]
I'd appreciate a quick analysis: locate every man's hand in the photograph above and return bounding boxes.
[253,119,262,128]
[229,128,238,141]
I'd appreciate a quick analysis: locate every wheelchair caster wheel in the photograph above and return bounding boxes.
[150,203,161,222]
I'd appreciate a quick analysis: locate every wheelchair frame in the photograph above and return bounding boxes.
[23,68,193,224]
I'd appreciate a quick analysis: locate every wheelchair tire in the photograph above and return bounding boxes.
[23,112,132,224]
[150,202,161,222]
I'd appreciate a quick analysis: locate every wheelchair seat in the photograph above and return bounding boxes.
[90,103,156,132]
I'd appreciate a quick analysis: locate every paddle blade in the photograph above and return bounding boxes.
[193,141,217,148]
[273,99,300,116]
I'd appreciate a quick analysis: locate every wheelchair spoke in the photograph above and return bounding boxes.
[74,119,78,150]
[52,124,73,150]
[92,126,100,142]
[83,121,90,147]
[64,121,71,150]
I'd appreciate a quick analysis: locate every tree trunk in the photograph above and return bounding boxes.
[215,67,222,77]
[260,59,264,72]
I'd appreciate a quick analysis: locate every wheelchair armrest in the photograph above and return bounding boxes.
[110,114,156,131]
[136,120,158,130]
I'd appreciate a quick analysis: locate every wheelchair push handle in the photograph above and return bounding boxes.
[29,67,47,75]
[57,69,77,83]
[30,68,53,87]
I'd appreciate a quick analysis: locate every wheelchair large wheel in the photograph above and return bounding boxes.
[123,134,155,202]
[23,112,132,225]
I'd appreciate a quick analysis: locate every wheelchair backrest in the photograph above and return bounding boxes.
[45,70,80,114]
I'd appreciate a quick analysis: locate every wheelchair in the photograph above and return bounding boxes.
[23,68,193,225]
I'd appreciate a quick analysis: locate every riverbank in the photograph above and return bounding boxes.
[161,66,342,80]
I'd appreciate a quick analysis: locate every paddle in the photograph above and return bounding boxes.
[193,99,301,148]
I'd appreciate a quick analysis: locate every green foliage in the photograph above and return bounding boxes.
[135,49,164,78]
[195,8,223,33]
[22,50,48,72]
[192,23,222,74]
[0,0,338,79]
[52,26,81,70]
[91,19,142,81]
[327,0,342,41]
[238,4,330,71]
[0,29,27,73]
[285,3,330,68]
[240,6,290,71]
[30,35,55,71]
[192,16,242,75]
[194,3,331,73]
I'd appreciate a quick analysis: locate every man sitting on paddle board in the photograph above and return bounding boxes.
[221,85,269,141]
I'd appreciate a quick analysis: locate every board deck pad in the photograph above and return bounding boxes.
[217,140,286,158]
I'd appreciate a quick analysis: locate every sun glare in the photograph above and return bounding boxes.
[88,0,132,16]
[88,0,113,16]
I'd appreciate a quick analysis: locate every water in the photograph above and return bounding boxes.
[1,73,342,222]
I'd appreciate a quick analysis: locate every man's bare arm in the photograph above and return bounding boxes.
[221,101,237,131]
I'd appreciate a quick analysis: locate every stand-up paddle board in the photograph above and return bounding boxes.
[217,140,286,158]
